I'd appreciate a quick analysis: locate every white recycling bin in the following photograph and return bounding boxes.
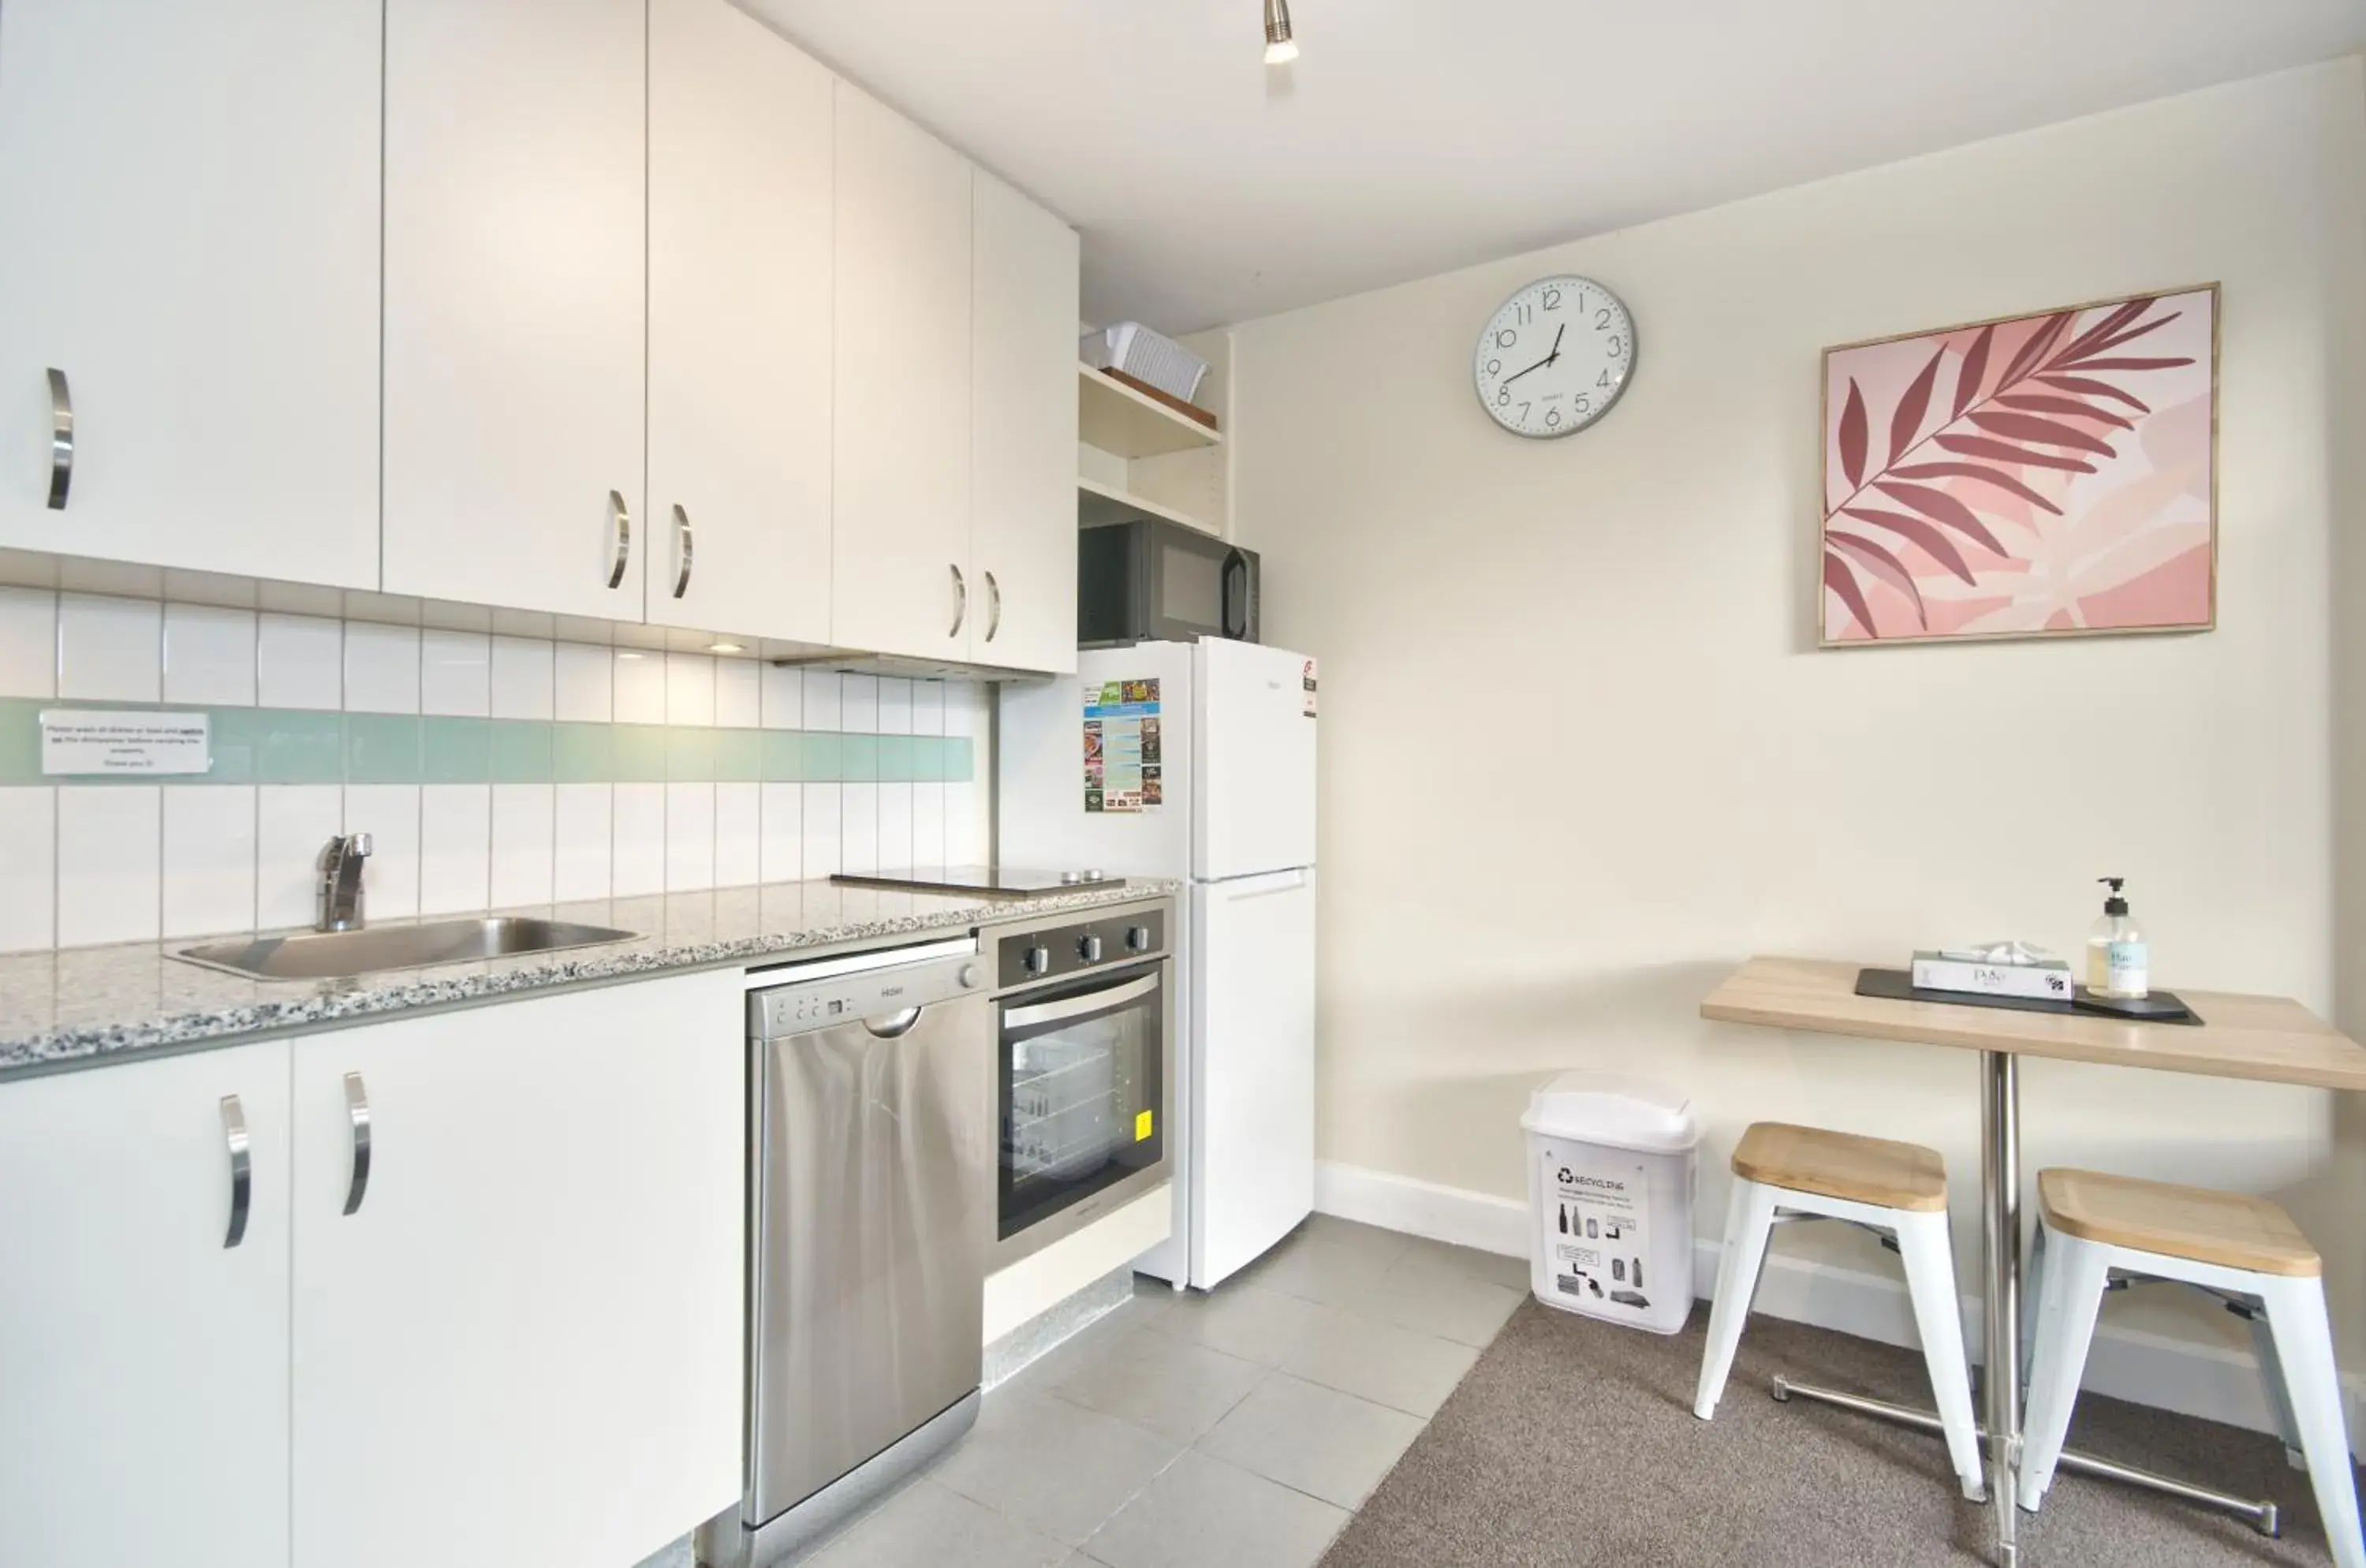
[1521,1073,1700,1335]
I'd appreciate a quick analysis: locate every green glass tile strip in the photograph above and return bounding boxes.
[0,701,973,786]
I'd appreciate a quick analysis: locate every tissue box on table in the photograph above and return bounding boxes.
[1910,946,2073,1002]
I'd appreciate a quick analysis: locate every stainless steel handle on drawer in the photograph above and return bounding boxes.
[220,1094,252,1249]
[1005,972,1159,1031]
[46,368,72,510]
[605,491,632,590]
[341,1071,372,1216]
[670,503,694,599]
[983,570,1002,642]
[948,563,968,638]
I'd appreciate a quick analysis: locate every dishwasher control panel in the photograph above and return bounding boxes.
[996,906,1168,989]
[748,953,982,1039]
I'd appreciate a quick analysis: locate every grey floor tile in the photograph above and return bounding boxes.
[1233,1226,1409,1312]
[804,1478,1067,1568]
[931,1386,1185,1546]
[1395,1234,1532,1291]
[1278,1302,1480,1418]
[1147,1279,1331,1366]
[1080,1450,1349,1568]
[1368,1249,1524,1347]
[1192,1372,1426,1511]
[1008,1290,1177,1394]
[1043,1323,1269,1443]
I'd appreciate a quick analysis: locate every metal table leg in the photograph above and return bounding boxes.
[1981,1050,2021,1568]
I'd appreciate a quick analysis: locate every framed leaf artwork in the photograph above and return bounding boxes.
[1819,285,2219,645]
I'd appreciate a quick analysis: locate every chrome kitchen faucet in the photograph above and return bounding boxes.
[316,832,373,932]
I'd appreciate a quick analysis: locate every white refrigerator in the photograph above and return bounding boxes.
[999,638,1318,1290]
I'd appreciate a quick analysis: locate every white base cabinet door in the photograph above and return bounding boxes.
[0,0,379,587]
[0,1044,293,1568]
[291,973,745,1568]
[830,82,975,663]
[382,0,648,622]
[647,0,834,646]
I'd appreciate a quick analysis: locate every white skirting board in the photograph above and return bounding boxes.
[1313,1159,2366,1455]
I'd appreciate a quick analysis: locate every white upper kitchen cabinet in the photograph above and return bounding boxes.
[382,0,648,622]
[647,0,834,645]
[831,82,976,663]
[0,1043,293,1568]
[970,171,1081,675]
[0,0,379,588]
[290,973,743,1568]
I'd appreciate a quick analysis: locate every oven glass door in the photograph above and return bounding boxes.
[998,962,1165,1242]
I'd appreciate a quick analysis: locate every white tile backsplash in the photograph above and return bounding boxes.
[553,784,614,904]
[162,786,257,939]
[612,783,666,897]
[58,595,162,702]
[715,659,760,729]
[344,623,421,715]
[418,784,491,915]
[8,599,996,950]
[491,784,557,908]
[344,784,421,921]
[162,603,258,707]
[0,587,56,700]
[0,787,56,951]
[257,613,344,709]
[57,786,162,946]
[257,786,345,929]
[554,641,614,723]
[491,637,555,721]
[613,651,666,725]
[420,629,491,717]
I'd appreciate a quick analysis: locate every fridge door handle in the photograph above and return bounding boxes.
[1207,868,1310,901]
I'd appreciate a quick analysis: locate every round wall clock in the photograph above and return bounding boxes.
[1472,275,1636,439]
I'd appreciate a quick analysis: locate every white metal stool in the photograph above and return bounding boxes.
[1693,1122,1986,1502]
[2017,1168,2363,1568]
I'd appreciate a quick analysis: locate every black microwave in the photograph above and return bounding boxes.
[1077,518,1260,647]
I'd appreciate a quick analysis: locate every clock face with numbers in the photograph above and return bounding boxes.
[1472,275,1636,439]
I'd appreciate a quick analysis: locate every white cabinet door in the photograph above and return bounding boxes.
[0,1045,293,1568]
[0,0,379,587]
[970,171,1080,675]
[831,82,974,662]
[292,974,744,1568]
[382,0,647,622]
[647,0,833,645]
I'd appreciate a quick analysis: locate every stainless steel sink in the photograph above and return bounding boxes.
[174,917,640,982]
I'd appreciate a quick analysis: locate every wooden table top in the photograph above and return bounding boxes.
[1700,956,2366,1092]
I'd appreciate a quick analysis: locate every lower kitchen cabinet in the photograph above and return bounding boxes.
[0,1042,295,1568]
[291,970,745,1568]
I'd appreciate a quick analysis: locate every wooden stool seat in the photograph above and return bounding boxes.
[1731,1122,1948,1212]
[2036,1168,2319,1279]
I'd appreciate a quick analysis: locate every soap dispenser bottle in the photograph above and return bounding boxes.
[2087,877,2149,999]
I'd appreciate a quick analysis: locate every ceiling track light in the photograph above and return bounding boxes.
[1263,0,1298,65]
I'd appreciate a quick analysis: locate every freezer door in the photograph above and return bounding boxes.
[998,641,1196,879]
[1193,640,1317,882]
[1191,867,1317,1287]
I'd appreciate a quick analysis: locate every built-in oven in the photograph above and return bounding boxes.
[992,899,1174,1261]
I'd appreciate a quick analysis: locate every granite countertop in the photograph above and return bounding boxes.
[0,877,1179,1083]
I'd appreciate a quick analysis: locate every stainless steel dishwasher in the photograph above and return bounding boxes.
[697,935,993,1568]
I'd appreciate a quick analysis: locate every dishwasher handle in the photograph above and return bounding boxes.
[863,1006,926,1040]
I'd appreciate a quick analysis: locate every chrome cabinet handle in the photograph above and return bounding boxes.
[605,491,632,590]
[948,563,968,638]
[46,368,72,510]
[220,1094,252,1249]
[341,1071,371,1216]
[671,503,694,599]
[983,570,1002,642]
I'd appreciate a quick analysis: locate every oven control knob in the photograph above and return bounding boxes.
[957,963,982,990]
[1126,925,1151,952]
[1078,934,1105,963]
[1024,946,1051,976]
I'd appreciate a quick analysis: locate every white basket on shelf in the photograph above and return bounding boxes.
[1080,322,1209,405]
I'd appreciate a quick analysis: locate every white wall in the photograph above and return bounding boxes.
[1231,59,2366,1361]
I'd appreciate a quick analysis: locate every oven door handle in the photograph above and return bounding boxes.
[1005,973,1159,1032]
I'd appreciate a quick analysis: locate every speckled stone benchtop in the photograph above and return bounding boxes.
[0,877,1177,1083]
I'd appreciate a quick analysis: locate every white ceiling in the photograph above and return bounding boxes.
[738,0,2366,334]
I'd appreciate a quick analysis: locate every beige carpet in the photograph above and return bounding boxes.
[1320,1298,2360,1566]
